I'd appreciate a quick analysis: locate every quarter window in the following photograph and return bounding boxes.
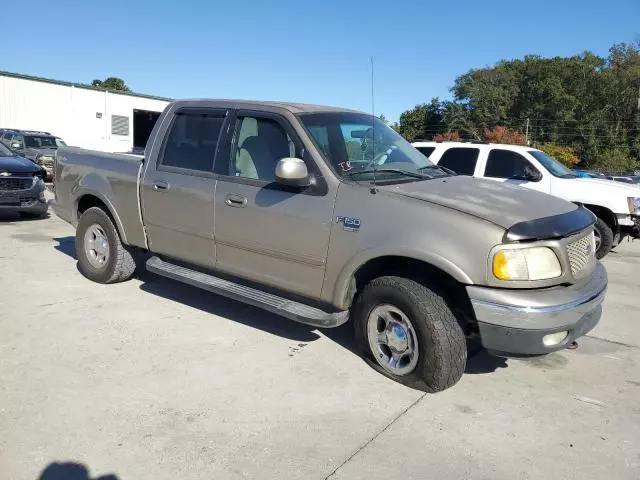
[415,146,435,158]
[437,148,479,175]
[484,149,535,179]
[160,110,226,172]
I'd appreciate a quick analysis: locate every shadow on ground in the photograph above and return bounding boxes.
[137,270,507,376]
[54,236,76,258]
[0,211,50,223]
[51,239,509,379]
[38,462,118,480]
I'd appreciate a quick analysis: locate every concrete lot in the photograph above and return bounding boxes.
[1,203,639,480]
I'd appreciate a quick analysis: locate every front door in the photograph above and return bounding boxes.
[140,108,228,268]
[213,111,335,298]
[481,148,551,193]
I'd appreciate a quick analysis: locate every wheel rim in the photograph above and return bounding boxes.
[366,304,419,376]
[594,229,602,252]
[84,224,110,268]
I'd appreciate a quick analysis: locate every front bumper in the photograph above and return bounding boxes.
[467,262,607,355]
[0,182,48,214]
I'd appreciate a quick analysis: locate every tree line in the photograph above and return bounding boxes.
[392,41,640,172]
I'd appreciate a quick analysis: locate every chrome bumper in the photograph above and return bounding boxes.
[467,262,607,355]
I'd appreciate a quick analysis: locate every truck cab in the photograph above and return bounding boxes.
[413,141,640,258]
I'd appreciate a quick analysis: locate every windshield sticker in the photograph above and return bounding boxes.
[338,161,354,172]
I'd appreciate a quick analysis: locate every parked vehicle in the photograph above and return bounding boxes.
[0,142,48,217]
[54,100,607,392]
[0,130,67,181]
[413,141,640,259]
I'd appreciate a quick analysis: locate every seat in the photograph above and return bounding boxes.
[235,135,277,180]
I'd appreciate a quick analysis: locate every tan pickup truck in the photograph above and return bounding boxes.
[53,100,607,391]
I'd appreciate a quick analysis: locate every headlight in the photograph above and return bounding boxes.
[492,247,562,281]
[32,175,44,187]
[628,197,640,215]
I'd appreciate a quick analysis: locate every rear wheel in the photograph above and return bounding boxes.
[593,217,614,259]
[76,207,136,283]
[353,276,467,392]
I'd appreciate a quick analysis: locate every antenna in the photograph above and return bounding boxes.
[370,56,377,194]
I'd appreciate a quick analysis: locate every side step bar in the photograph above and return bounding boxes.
[146,256,349,328]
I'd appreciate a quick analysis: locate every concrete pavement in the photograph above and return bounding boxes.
[1,207,638,479]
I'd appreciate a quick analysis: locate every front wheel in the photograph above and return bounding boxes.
[593,217,614,259]
[76,207,137,283]
[353,276,467,392]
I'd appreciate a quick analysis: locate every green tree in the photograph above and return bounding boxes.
[397,98,445,141]
[91,77,131,92]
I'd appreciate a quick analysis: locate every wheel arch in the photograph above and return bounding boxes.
[581,203,617,232]
[332,249,473,310]
[75,191,128,244]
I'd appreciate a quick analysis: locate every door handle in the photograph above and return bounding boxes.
[153,180,169,191]
[225,193,247,207]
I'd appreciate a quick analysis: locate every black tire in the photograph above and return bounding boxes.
[75,207,136,283]
[353,276,467,392]
[594,217,614,260]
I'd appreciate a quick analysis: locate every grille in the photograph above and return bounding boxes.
[38,156,54,167]
[0,177,32,190]
[567,233,595,277]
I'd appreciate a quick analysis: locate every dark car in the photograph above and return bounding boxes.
[0,142,48,218]
[0,130,67,181]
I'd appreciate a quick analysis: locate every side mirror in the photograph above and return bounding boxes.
[523,165,542,182]
[274,158,310,187]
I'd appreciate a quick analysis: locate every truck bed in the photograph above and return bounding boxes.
[54,146,147,248]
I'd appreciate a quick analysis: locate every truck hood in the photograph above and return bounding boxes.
[0,155,41,174]
[379,176,577,229]
[569,177,640,194]
[24,147,57,159]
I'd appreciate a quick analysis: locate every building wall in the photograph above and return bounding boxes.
[0,74,170,152]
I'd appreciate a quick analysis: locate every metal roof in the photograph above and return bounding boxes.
[0,70,173,102]
[174,98,363,114]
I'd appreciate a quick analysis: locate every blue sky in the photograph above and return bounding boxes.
[5,0,639,122]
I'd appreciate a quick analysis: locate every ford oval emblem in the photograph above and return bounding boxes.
[0,171,11,177]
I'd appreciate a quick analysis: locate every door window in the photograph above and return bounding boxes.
[221,115,301,181]
[484,149,535,179]
[438,147,479,175]
[159,110,226,172]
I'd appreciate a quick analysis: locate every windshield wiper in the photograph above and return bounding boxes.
[346,168,433,180]
[560,173,577,178]
[418,164,456,176]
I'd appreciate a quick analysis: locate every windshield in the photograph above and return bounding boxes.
[0,142,15,156]
[55,137,67,147]
[528,150,575,177]
[25,135,59,149]
[300,112,439,182]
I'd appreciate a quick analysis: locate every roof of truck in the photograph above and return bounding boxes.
[173,99,363,114]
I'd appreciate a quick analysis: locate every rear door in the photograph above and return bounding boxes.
[140,107,229,268]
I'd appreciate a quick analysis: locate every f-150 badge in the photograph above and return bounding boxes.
[336,216,361,232]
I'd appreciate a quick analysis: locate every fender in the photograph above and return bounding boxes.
[331,246,474,309]
[72,173,129,244]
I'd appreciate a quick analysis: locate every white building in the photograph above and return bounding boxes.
[0,71,171,152]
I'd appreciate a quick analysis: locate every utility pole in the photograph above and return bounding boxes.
[525,118,530,145]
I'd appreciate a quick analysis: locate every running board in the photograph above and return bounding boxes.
[146,256,349,328]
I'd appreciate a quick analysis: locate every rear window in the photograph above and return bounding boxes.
[437,147,479,175]
[159,110,226,172]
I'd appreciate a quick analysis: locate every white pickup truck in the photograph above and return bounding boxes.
[413,141,640,258]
